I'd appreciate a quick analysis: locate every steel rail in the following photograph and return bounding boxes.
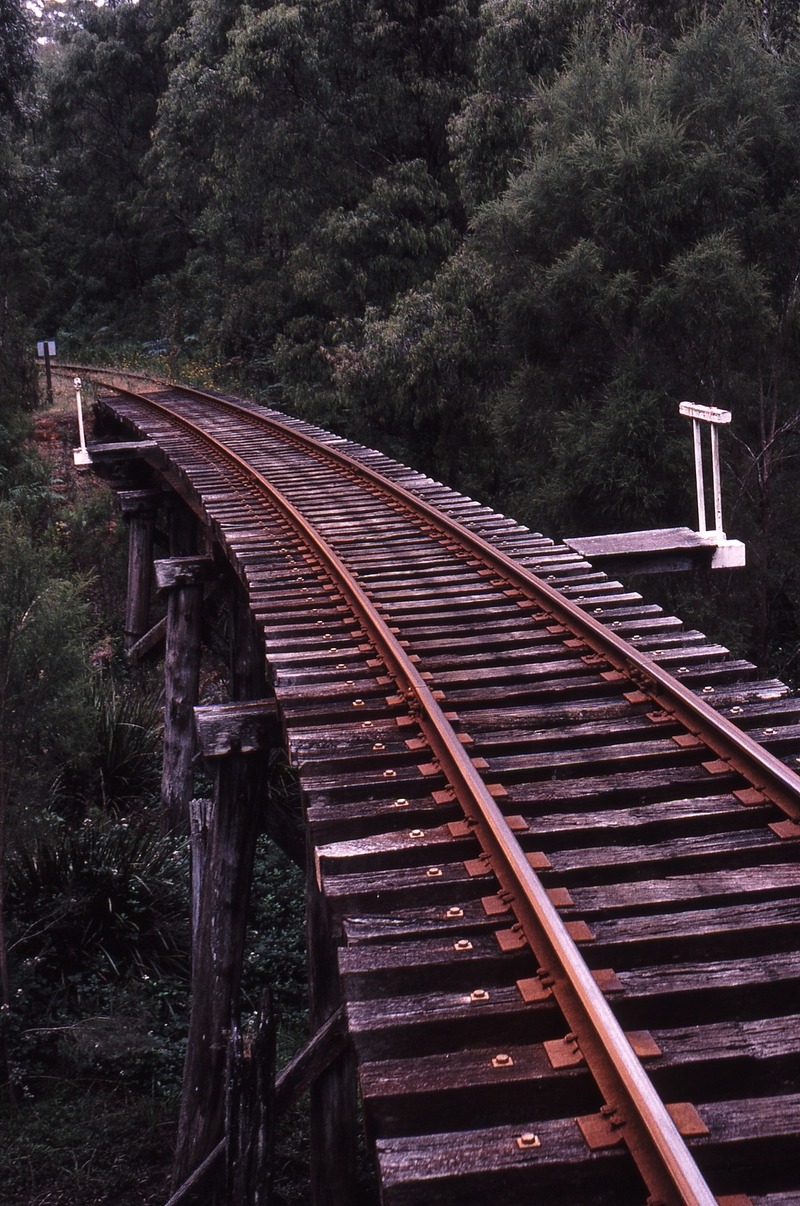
[99,383,722,1206]
[95,376,800,827]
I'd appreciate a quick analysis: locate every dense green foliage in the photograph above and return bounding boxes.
[0,392,311,1200]
[35,0,189,333]
[2,823,312,1205]
[9,0,797,674]
[349,9,800,666]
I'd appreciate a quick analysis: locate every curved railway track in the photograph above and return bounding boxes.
[77,369,800,1206]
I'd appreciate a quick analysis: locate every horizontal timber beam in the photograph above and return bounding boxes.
[194,700,281,758]
[127,580,222,663]
[154,555,218,592]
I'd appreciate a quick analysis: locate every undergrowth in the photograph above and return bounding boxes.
[2,823,317,1205]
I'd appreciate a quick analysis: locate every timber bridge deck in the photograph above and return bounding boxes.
[83,373,800,1206]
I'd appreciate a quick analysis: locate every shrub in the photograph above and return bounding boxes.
[6,816,189,986]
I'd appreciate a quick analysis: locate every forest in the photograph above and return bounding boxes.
[2,0,799,672]
[1,0,800,1200]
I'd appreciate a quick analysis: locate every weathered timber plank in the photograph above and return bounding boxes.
[194,700,280,758]
[343,898,510,945]
[122,489,160,652]
[377,1092,800,1206]
[539,827,799,884]
[690,1093,800,1193]
[360,1014,800,1137]
[172,749,266,1186]
[273,1005,349,1115]
[317,825,480,874]
[499,765,745,810]
[154,555,217,591]
[323,860,495,915]
[307,789,772,849]
[126,613,168,662]
[306,796,462,844]
[338,898,800,994]
[299,764,449,805]
[320,828,798,914]
[346,950,800,1060]
[574,898,800,968]
[340,862,800,943]
[339,932,538,997]
[306,830,358,1206]
[161,573,204,834]
[349,983,537,1061]
[377,1115,642,1206]
[466,737,714,779]
[559,862,800,918]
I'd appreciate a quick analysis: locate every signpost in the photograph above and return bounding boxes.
[36,340,56,407]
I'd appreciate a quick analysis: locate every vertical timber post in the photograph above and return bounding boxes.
[189,796,211,948]
[168,494,200,558]
[710,422,724,535]
[306,831,358,1206]
[43,342,53,406]
[155,556,216,835]
[119,489,162,653]
[229,579,268,702]
[226,986,276,1206]
[691,419,707,535]
[679,401,734,545]
[172,701,278,1192]
[228,571,306,866]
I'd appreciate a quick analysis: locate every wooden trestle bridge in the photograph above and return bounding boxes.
[71,370,800,1206]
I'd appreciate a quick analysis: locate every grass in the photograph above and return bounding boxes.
[0,1083,177,1205]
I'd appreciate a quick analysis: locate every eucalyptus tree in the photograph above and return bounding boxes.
[151,0,482,406]
[35,0,187,337]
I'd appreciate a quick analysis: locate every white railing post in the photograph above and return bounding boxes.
[710,421,723,535]
[679,401,731,540]
[691,418,707,534]
[73,377,92,467]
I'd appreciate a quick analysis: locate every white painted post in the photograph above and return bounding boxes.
[679,402,732,541]
[710,422,723,536]
[691,418,707,535]
[73,377,92,468]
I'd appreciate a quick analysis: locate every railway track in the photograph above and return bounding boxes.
[83,372,800,1206]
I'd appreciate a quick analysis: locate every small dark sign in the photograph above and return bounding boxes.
[37,339,56,405]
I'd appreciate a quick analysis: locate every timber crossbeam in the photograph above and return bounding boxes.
[194,700,280,758]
